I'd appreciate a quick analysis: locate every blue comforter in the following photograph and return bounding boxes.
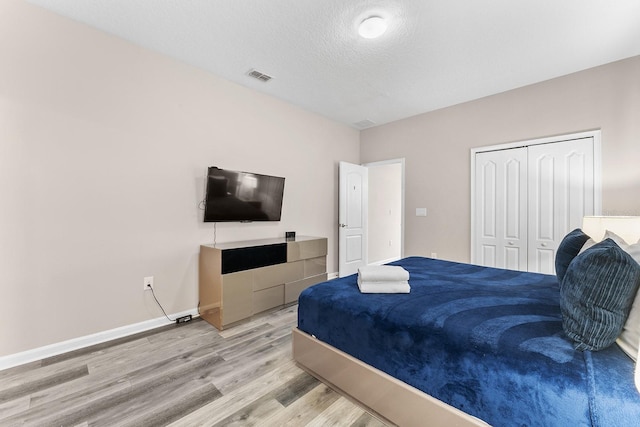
[297,257,640,427]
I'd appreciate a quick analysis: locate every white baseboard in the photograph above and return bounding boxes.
[328,259,402,280]
[369,257,401,266]
[0,308,199,372]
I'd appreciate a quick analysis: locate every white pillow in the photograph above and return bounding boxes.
[626,237,640,265]
[579,238,597,254]
[604,230,640,264]
[618,289,640,361]
[581,230,640,263]
[607,231,640,360]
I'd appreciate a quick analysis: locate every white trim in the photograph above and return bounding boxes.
[592,132,602,215]
[327,272,339,280]
[0,308,199,372]
[368,256,402,266]
[470,129,601,154]
[362,158,406,260]
[470,129,603,263]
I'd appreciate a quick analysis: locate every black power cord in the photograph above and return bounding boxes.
[147,285,192,324]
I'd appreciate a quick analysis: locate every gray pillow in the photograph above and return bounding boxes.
[555,228,590,283]
[560,238,640,351]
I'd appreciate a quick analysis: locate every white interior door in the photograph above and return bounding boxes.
[474,148,528,270]
[527,137,595,274]
[339,161,368,277]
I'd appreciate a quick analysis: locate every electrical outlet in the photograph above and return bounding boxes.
[143,276,154,290]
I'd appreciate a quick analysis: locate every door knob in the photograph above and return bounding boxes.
[339,223,347,228]
[508,241,514,246]
[541,242,547,247]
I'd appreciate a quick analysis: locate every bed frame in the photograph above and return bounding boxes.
[292,328,489,427]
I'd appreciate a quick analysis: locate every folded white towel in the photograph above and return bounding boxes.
[358,280,411,294]
[358,265,410,283]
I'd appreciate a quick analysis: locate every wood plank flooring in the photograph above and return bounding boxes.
[0,305,391,426]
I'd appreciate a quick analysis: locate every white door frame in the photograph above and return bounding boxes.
[470,130,602,264]
[363,158,406,262]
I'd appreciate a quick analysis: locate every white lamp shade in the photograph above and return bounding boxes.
[581,216,640,244]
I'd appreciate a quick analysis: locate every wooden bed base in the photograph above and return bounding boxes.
[292,328,489,427]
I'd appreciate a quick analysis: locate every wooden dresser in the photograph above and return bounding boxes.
[199,236,328,330]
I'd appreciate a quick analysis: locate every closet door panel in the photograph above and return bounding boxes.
[565,149,593,230]
[482,161,497,239]
[505,159,523,240]
[535,155,555,241]
[504,246,521,271]
[482,245,497,267]
[478,159,497,267]
[474,148,527,270]
[528,138,594,274]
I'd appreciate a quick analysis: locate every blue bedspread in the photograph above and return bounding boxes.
[297,257,640,427]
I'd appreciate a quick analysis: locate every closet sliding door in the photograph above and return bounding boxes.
[472,133,598,274]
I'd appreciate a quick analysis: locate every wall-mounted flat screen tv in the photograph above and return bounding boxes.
[203,167,285,222]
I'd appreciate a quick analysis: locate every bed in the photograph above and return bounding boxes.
[293,256,640,427]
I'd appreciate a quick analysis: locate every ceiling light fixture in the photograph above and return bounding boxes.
[358,16,387,39]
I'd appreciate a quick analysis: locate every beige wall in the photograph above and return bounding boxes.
[0,0,359,357]
[361,56,640,263]
[3,0,638,360]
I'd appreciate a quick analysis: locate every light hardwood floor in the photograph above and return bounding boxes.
[0,305,391,426]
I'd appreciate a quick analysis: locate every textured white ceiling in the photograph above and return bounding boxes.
[26,0,640,129]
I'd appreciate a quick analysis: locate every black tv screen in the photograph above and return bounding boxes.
[203,167,285,222]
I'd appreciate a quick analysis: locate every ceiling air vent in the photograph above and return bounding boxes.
[247,69,273,82]
[353,119,376,129]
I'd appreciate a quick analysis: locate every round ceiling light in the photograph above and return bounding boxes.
[358,16,388,39]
